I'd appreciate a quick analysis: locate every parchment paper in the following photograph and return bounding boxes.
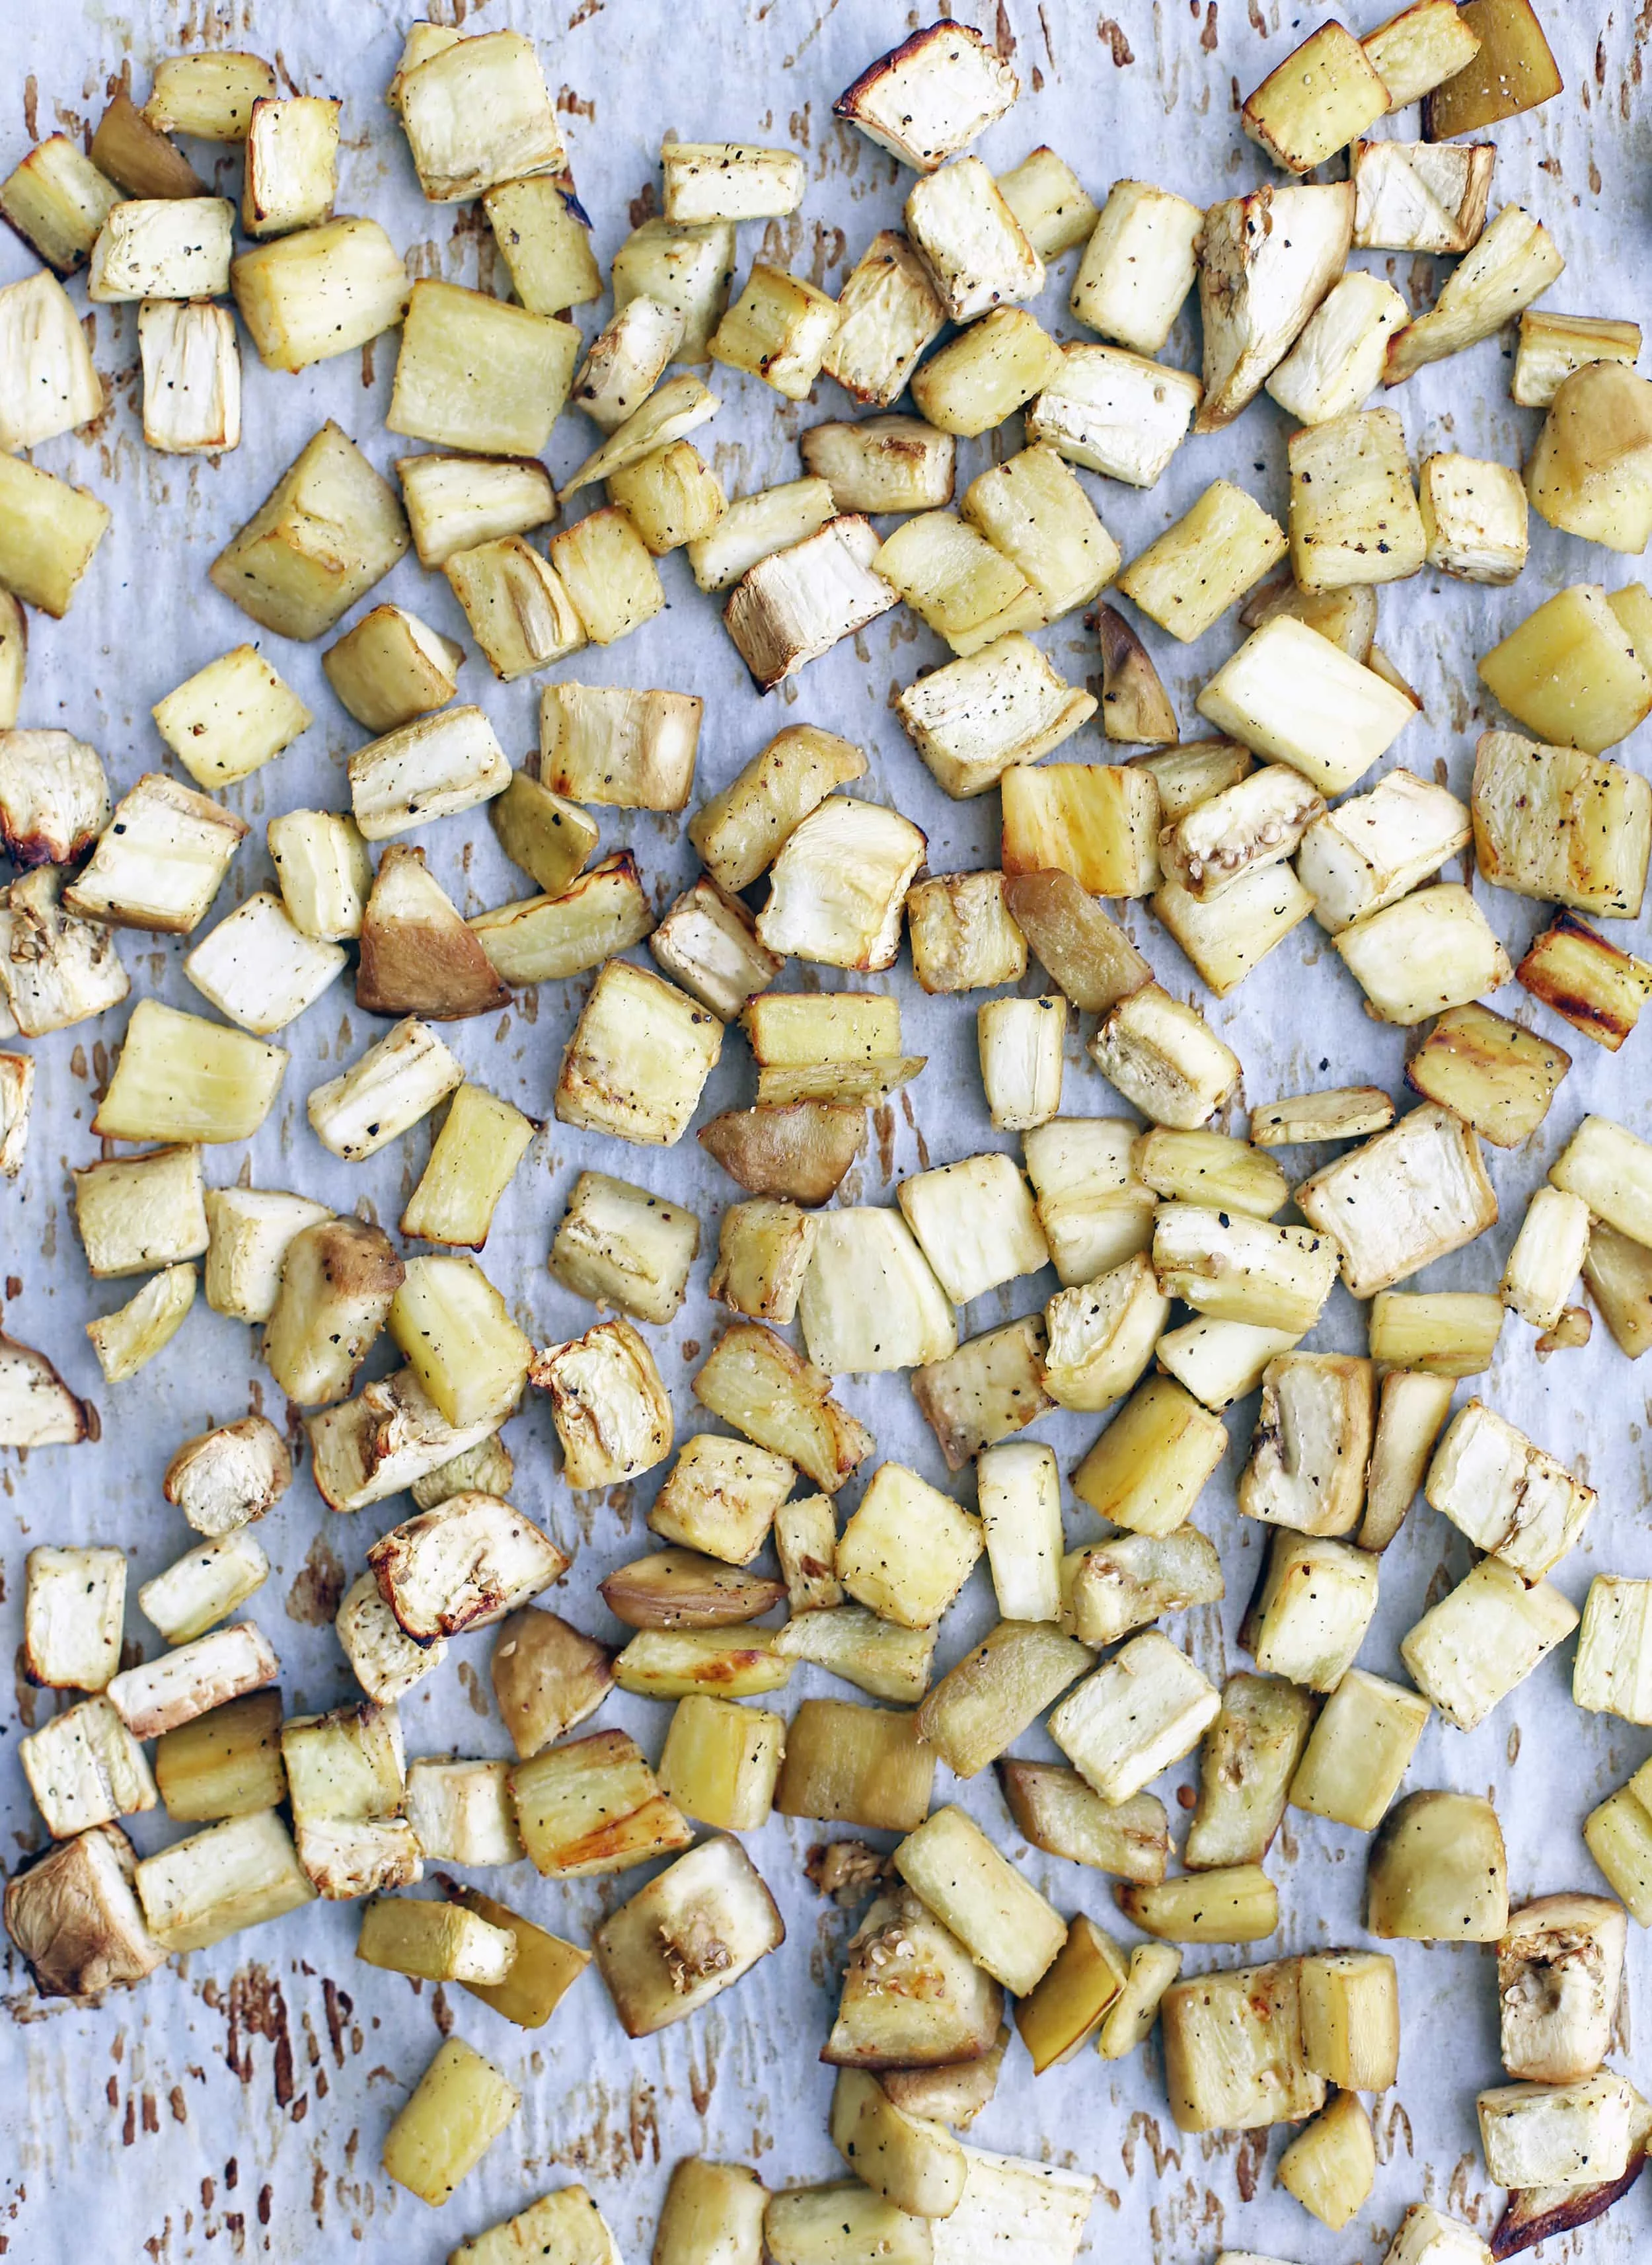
[2,3,1650,2259]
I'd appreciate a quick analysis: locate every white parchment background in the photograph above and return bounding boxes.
[2,1,1651,2259]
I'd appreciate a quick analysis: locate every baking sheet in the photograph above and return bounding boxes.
[3,1,1651,2258]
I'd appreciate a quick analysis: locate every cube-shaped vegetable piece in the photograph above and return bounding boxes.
[64,771,246,935]
[1290,1669,1429,1831]
[1041,1254,1166,1414]
[1386,204,1564,388]
[694,1322,873,1495]
[1119,482,1286,646]
[1370,1790,1511,1947]
[453,2189,625,2265]
[185,893,347,1034]
[1514,309,1641,411]
[4,1823,165,2000]
[824,1887,1000,2065]
[1263,273,1409,428]
[210,421,408,640]
[531,1317,673,1490]
[21,1695,157,1840]
[548,1169,700,1324]
[1478,2073,1637,2194]
[1298,767,1471,937]
[554,960,722,1148]
[0,455,111,617]
[1049,1632,1220,1804]
[397,28,564,200]
[232,214,410,375]
[1419,451,1528,583]
[441,538,583,680]
[1158,764,1322,903]
[724,515,897,688]
[690,723,865,894]
[489,1608,612,1763]
[658,1695,786,1831]
[1571,1577,1652,1725]
[919,1621,1090,1780]
[1550,1113,1652,1245]
[23,1546,127,1693]
[95,1003,286,1147]
[0,729,110,867]
[912,1313,1052,1471]
[153,645,311,791]
[828,2068,967,2219]
[541,683,700,814]
[755,796,925,973]
[1277,2090,1376,2229]
[959,445,1117,625]
[163,1415,292,1541]
[483,176,601,316]
[801,414,954,518]
[1237,1353,1374,1537]
[382,2036,519,2207]
[1369,1291,1504,1377]
[1352,138,1493,258]
[609,442,727,555]
[905,155,1041,325]
[896,1153,1047,1308]
[139,1532,270,1645]
[1519,912,1652,1053]
[909,307,1064,440]
[977,996,1065,1133]
[906,872,1026,995]
[539,510,661,648]
[1196,616,1415,796]
[386,1254,533,1430]
[833,22,1018,172]
[1250,24,1391,176]
[772,1494,841,1615]
[0,270,102,451]
[1503,1185,1591,1332]
[897,636,1094,800]
[1480,592,1652,761]
[1404,1001,1568,1149]
[1070,180,1201,356]
[0,134,122,273]
[1364,0,1483,104]
[72,1143,207,1280]
[1160,1959,1324,2133]
[134,1809,315,1954]
[1248,1533,1378,1691]
[593,1835,785,2036]
[1423,0,1561,137]
[1401,1558,1579,1731]
[648,1435,795,1566]
[1495,1894,1627,2086]
[662,141,804,225]
[511,1728,691,1879]
[1526,362,1652,555]
[1060,1529,1224,1650]
[876,511,1040,656]
[87,196,234,302]
[1196,183,1355,431]
[820,229,946,409]
[1475,726,1651,921]
[611,215,735,364]
[710,263,839,401]
[389,280,577,457]
[1288,408,1426,592]
[86,1267,198,1385]
[973,1442,1063,1623]
[241,94,339,236]
[1090,985,1241,1132]
[773,1701,934,1831]
[1070,1373,1227,1535]
[1295,1102,1498,1295]
[1026,342,1202,488]
[357,1892,517,1981]
[836,1462,981,1629]
[1152,1206,1337,1335]
[892,1805,1065,1997]
[143,52,274,139]
[1002,874,1151,1020]
[1001,763,1159,899]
